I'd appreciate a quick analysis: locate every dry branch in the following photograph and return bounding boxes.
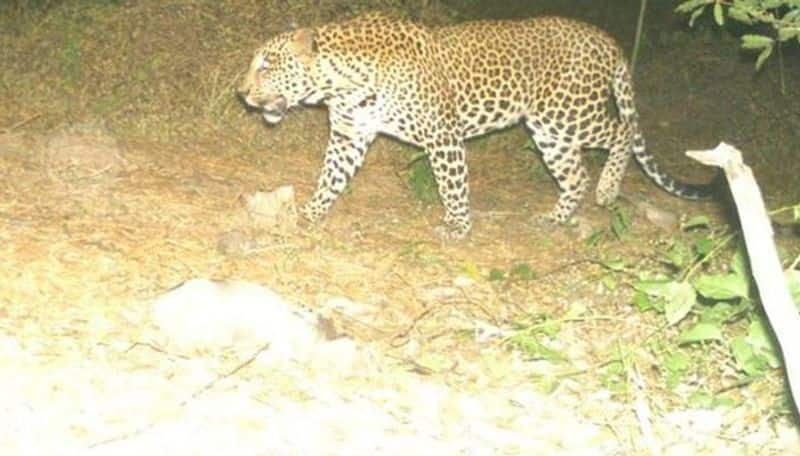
[687,142,800,417]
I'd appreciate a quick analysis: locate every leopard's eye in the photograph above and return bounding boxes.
[258,58,270,71]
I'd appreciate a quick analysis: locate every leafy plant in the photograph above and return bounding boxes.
[632,216,789,380]
[406,151,439,204]
[676,0,800,71]
[584,205,632,247]
[487,262,537,282]
[504,313,564,362]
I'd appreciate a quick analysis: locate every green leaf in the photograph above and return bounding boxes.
[731,318,782,377]
[585,229,606,248]
[679,322,724,344]
[762,0,789,10]
[601,275,618,291]
[635,279,674,297]
[635,279,698,319]
[663,281,698,325]
[633,291,655,312]
[786,9,800,23]
[777,27,800,42]
[488,268,506,281]
[664,351,691,373]
[682,215,710,230]
[688,390,714,409]
[507,332,564,361]
[539,319,561,337]
[713,2,725,25]
[741,34,774,50]
[609,206,631,239]
[601,258,626,272]
[663,351,692,389]
[408,159,439,204]
[694,237,714,258]
[675,0,710,15]
[727,6,753,25]
[730,336,768,377]
[698,301,740,324]
[713,396,739,408]
[663,242,688,268]
[689,6,706,27]
[794,204,800,222]
[510,263,536,280]
[746,319,781,368]
[694,273,750,300]
[730,247,749,279]
[755,45,773,71]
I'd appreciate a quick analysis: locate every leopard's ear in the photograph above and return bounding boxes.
[291,28,318,66]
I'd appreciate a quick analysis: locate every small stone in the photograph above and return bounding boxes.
[639,201,679,231]
[243,185,298,231]
[216,230,258,256]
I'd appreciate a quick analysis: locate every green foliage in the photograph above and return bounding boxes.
[504,211,797,407]
[632,217,789,383]
[510,263,537,280]
[676,0,800,70]
[407,152,439,204]
[585,205,633,247]
[486,262,537,282]
[731,318,782,376]
[600,347,634,395]
[488,268,506,282]
[610,205,632,239]
[522,139,550,182]
[505,313,564,362]
[662,350,692,389]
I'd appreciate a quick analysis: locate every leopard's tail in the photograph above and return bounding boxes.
[612,62,714,200]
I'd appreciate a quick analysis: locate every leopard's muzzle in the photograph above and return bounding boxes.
[237,90,288,125]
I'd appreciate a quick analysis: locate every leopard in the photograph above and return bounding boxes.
[237,12,712,239]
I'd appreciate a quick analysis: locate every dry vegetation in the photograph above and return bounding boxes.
[0,0,798,453]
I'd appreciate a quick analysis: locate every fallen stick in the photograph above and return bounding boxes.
[686,142,800,416]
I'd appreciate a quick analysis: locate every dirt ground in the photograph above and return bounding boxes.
[1,0,798,454]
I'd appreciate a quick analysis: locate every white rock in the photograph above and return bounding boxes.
[243,185,297,229]
[151,278,323,360]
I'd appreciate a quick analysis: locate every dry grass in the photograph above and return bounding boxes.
[0,0,451,141]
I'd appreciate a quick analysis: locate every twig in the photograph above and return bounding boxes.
[180,340,271,406]
[630,0,648,74]
[687,142,800,418]
[777,40,786,95]
[390,307,435,347]
[1,113,42,134]
[714,376,756,395]
[789,253,800,272]
[89,341,271,449]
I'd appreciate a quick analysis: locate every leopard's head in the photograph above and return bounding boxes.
[237,28,317,124]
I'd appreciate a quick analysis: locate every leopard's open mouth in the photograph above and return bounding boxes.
[260,96,288,124]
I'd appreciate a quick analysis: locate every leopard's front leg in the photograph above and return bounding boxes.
[301,127,373,224]
[428,137,472,240]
